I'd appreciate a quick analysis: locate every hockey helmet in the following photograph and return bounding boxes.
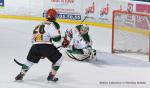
[76,25,89,35]
[46,9,57,21]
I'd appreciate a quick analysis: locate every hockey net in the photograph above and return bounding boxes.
[112,10,150,61]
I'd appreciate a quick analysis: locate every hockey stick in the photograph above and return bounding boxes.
[79,11,90,25]
[57,45,63,49]
[80,16,88,25]
[57,45,63,51]
[14,59,24,66]
[65,51,90,61]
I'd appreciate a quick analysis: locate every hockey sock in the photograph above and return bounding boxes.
[21,60,34,74]
[52,65,60,71]
[24,60,34,68]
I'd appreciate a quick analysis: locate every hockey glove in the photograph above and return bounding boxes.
[62,38,70,48]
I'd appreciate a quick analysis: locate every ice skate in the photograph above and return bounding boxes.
[47,72,58,82]
[15,64,29,80]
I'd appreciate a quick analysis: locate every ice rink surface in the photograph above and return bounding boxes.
[0,19,150,88]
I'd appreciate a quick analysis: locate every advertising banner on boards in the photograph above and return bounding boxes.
[46,0,82,20]
[132,0,150,2]
[44,0,150,24]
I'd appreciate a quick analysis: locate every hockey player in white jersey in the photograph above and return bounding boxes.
[62,24,96,61]
[15,9,63,82]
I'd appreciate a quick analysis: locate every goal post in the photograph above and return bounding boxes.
[112,10,150,61]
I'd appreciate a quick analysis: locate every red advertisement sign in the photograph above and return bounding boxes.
[136,4,150,30]
[136,4,150,13]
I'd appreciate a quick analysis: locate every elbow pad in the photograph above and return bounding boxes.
[51,35,61,42]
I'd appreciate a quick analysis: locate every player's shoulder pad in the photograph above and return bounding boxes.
[51,21,60,29]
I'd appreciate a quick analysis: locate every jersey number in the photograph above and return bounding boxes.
[33,25,45,42]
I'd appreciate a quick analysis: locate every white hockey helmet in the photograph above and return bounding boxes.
[76,24,89,35]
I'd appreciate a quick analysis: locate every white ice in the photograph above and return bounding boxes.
[0,19,150,88]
